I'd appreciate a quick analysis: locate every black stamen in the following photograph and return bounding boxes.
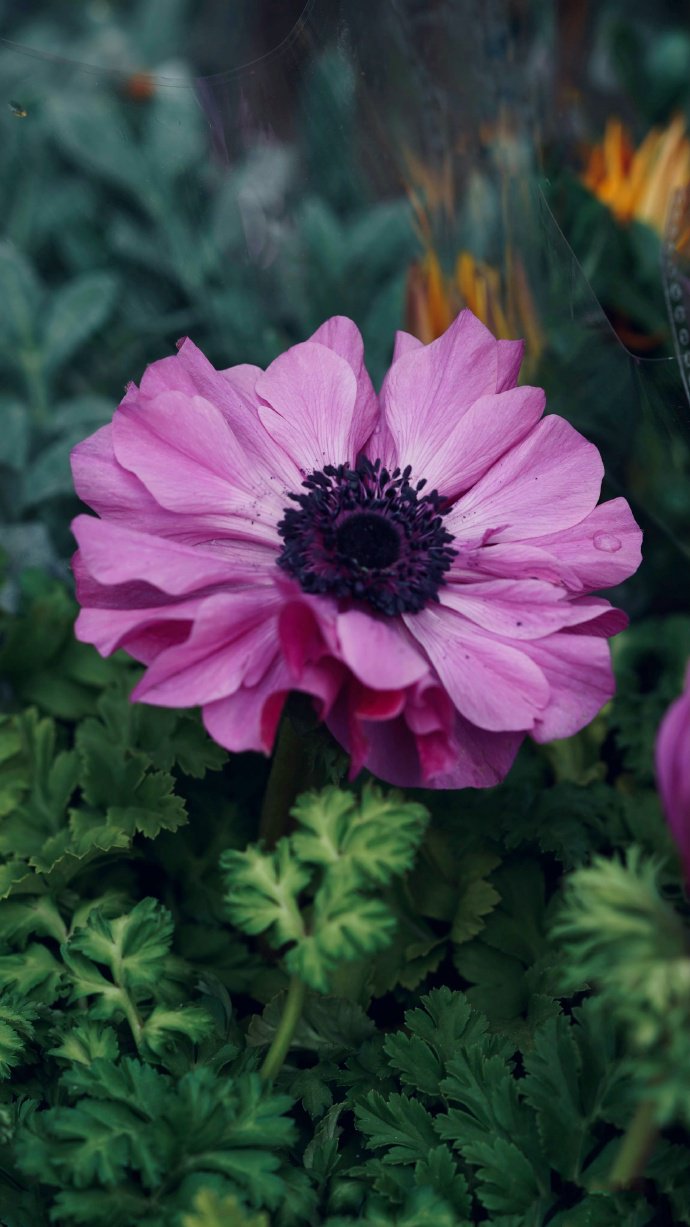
[276,457,457,616]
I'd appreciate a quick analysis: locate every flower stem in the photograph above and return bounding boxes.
[260,976,307,1081]
[259,717,308,848]
[609,1099,658,1189]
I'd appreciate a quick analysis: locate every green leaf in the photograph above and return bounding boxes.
[287,888,395,993]
[223,787,428,992]
[413,1146,471,1218]
[41,272,119,374]
[522,1002,630,1182]
[291,784,428,887]
[49,1022,120,1067]
[248,990,375,1058]
[48,94,147,199]
[0,993,37,1077]
[0,943,63,999]
[364,1187,460,1227]
[465,1135,547,1214]
[0,242,42,349]
[354,1092,440,1164]
[141,1004,216,1059]
[222,840,309,944]
[0,397,29,470]
[0,895,67,945]
[67,898,174,1000]
[384,988,497,1098]
[182,1190,270,1227]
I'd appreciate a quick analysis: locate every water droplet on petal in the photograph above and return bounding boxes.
[593,532,622,553]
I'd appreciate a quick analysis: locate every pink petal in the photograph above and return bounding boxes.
[521,632,615,743]
[327,686,523,790]
[71,426,189,532]
[563,597,628,638]
[496,339,524,391]
[174,341,302,495]
[440,577,603,639]
[412,385,545,499]
[392,330,424,361]
[451,541,582,589]
[202,654,341,755]
[202,656,290,754]
[336,609,430,689]
[404,605,549,731]
[656,681,690,877]
[75,599,199,660]
[131,590,282,707]
[113,391,277,539]
[418,717,523,789]
[381,310,500,473]
[309,316,379,453]
[72,516,275,594]
[256,340,358,475]
[527,498,643,593]
[277,588,340,679]
[446,415,604,543]
[327,693,423,786]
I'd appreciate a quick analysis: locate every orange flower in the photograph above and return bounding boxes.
[583,116,690,233]
[405,249,543,373]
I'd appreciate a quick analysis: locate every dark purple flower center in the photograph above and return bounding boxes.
[276,457,457,616]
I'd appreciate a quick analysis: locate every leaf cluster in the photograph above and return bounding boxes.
[222,786,429,993]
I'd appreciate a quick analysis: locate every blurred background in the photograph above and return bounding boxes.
[1,0,689,613]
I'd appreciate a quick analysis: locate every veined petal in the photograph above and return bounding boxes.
[202,653,340,754]
[446,415,604,543]
[527,497,643,592]
[418,716,523,789]
[75,598,199,660]
[381,309,500,471]
[440,577,599,639]
[71,425,218,537]
[405,605,549,731]
[392,330,424,361]
[496,339,524,391]
[202,656,289,754]
[174,340,303,496]
[132,589,282,707]
[256,340,358,474]
[72,516,276,593]
[113,390,276,537]
[521,631,615,743]
[336,609,430,689]
[412,385,545,498]
[656,679,690,877]
[309,316,379,453]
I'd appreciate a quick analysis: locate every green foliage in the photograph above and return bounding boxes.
[223,786,429,993]
[0,574,225,898]
[553,849,690,1127]
[16,1062,296,1224]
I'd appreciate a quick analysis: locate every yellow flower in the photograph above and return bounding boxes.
[583,116,690,233]
[405,249,543,374]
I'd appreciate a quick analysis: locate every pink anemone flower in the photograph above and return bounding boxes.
[656,666,690,881]
[71,310,642,789]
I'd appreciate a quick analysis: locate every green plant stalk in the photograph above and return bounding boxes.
[609,1099,658,1189]
[260,976,307,1081]
[258,717,308,848]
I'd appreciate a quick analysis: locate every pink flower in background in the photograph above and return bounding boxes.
[656,666,690,880]
[71,310,642,789]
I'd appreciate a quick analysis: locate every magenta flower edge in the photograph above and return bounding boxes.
[656,664,690,878]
